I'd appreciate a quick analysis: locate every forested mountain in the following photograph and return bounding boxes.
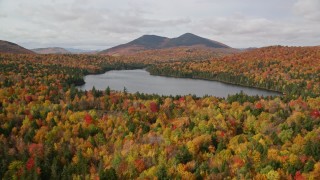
[0,40,35,54]
[100,33,231,55]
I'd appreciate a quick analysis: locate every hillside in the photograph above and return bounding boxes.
[118,46,239,63]
[31,47,71,54]
[100,33,231,55]
[165,33,229,48]
[148,46,320,97]
[0,40,35,54]
[0,50,319,179]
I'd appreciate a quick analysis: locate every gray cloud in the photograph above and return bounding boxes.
[191,14,320,47]
[294,0,320,21]
[0,0,319,49]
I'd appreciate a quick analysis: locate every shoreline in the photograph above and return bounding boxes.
[147,72,283,95]
[77,68,283,96]
[146,70,283,95]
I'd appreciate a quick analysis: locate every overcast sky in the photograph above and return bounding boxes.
[0,0,319,50]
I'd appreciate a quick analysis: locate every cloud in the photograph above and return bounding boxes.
[0,13,7,18]
[293,0,320,21]
[191,14,320,47]
[0,0,191,49]
[0,0,319,49]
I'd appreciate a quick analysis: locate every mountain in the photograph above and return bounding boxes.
[100,35,169,55]
[33,47,100,54]
[0,40,35,54]
[99,33,230,55]
[31,47,71,54]
[65,48,99,54]
[165,33,229,48]
[126,35,169,48]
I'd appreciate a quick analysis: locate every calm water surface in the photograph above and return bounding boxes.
[78,69,281,98]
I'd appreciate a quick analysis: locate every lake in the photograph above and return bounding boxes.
[78,69,281,98]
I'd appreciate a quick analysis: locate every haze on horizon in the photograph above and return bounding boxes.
[0,0,319,50]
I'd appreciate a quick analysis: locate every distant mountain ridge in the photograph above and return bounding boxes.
[165,33,229,48]
[32,47,99,54]
[65,48,99,54]
[99,33,230,55]
[31,47,71,54]
[0,40,35,54]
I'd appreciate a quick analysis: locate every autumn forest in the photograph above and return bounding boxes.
[0,45,319,180]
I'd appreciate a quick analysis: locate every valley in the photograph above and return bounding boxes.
[2,0,320,178]
[0,41,319,179]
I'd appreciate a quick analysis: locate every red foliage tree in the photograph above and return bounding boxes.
[28,143,44,158]
[255,102,263,109]
[26,158,35,171]
[25,95,32,103]
[128,106,135,115]
[294,171,305,180]
[134,159,146,173]
[84,113,93,125]
[311,110,320,119]
[150,102,159,113]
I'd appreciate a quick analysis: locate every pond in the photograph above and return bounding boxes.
[78,69,281,98]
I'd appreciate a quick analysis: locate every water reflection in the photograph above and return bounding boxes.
[78,69,281,98]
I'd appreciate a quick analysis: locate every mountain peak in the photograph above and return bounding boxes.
[139,34,165,38]
[167,33,229,48]
[128,35,168,48]
[179,33,197,37]
[100,33,230,55]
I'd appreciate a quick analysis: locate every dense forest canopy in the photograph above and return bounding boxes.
[148,46,320,98]
[0,46,320,179]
